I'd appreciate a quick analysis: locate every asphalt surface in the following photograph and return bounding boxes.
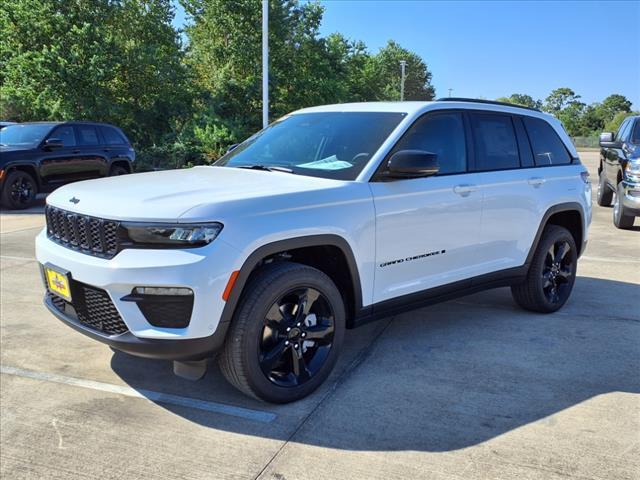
[1,151,638,480]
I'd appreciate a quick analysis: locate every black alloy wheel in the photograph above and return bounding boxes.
[541,240,574,305]
[219,261,345,403]
[259,287,335,387]
[511,224,577,313]
[1,171,37,209]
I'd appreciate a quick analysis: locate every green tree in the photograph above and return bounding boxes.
[543,87,583,114]
[365,40,435,101]
[0,0,190,146]
[182,0,434,157]
[600,94,632,121]
[495,94,541,109]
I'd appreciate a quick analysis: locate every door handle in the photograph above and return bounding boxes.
[72,150,81,154]
[528,177,546,187]
[453,184,478,196]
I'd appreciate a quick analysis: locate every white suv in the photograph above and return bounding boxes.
[36,99,592,403]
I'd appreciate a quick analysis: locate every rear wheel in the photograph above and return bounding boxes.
[596,171,613,206]
[219,262,345,403]
[109,165,129,176]
[1,170,37,210]
[613,183,635,229]
[511,225,577,313]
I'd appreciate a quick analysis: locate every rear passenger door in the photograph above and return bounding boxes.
[470,112,540,273]
[474,112,574,272]
[73,124,109,179]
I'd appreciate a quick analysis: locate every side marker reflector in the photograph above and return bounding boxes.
[222,270,240,301]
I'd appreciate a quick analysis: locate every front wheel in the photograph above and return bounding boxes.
[219,262,345,403]
[511,225,577,313]
[596,171,613,206]
[613,183,635,229]
[1,170,37,210]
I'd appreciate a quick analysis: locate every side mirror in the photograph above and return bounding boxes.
[43,138,64,150]
[226,143,239,153]
[385,150,439,178]
[599,132,616,147]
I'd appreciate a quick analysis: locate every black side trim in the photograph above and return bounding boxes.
[352,265,528,327]
[219,235,366,326]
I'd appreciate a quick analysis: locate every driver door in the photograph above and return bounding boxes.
[369,111,485,304]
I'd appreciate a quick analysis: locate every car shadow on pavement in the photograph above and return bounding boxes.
[0,195,46,215]
[111,276,640,452]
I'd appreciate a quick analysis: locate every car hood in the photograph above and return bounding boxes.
[46,166,348,222]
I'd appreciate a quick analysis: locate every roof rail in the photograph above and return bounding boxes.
[436,97,541,112]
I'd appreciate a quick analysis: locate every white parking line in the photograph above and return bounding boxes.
[581,255,640,264]
[0,255,36,262]
[1,365,277,423]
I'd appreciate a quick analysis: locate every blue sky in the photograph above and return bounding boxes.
[172,0,640,108]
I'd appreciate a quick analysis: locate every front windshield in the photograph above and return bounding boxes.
[0,124,53,147]
[215,112,406,180]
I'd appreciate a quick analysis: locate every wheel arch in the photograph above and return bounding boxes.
[219,235,363,330]
[2,163,41,189]
[109,159,132,174]
[526,203,586,265]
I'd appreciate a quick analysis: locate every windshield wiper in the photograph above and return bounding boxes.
[236,164,294,174]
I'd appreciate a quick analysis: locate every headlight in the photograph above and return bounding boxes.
[625,161,640,178]
[123,222,223,247]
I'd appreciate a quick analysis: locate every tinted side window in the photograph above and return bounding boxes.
[470,113,519,170]
[50,125,76,147]
[100,126,126,145]
[523,117,571,166]
[631,120,640,144]
[616,119,630,141]
[619,119,633,142]
[76,125,100,146]
[392,112,466,174]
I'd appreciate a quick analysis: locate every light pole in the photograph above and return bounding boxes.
[448,88,453,98]
[399,60,407,101]
[262,0,269,128]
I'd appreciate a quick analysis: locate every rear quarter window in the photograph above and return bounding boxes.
[100,126,127,145]
[523,117,571,166]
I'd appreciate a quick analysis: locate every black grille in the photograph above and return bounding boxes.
[47,281,128,335]
[45,206,120,258]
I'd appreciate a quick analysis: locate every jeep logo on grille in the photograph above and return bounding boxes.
[69,197,80,204]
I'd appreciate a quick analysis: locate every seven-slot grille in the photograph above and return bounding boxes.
[45,206,119,258]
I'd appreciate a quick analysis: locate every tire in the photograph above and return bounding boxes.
[596,171,613,207]
[109,165,129,176]
[219,261,346,403]
[511,225,578,313]
[613,183,635,229]
[1,170,37,210]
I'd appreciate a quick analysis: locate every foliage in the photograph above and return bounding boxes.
[495,88,635,138]
[495,94,541,109]
[0,0,191,148]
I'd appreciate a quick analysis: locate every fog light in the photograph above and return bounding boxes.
[133,287,193,296]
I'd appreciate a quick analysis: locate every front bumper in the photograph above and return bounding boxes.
[621,179,640,216]
[35,230,242,359]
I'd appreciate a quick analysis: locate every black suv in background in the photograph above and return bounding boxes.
[0,121,135,209]
[598,115,640,229]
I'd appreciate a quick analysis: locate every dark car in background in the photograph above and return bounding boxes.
[0,121,135,209]
[598,115,640,229]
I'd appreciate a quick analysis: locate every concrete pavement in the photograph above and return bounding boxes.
[1,151,638,479]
